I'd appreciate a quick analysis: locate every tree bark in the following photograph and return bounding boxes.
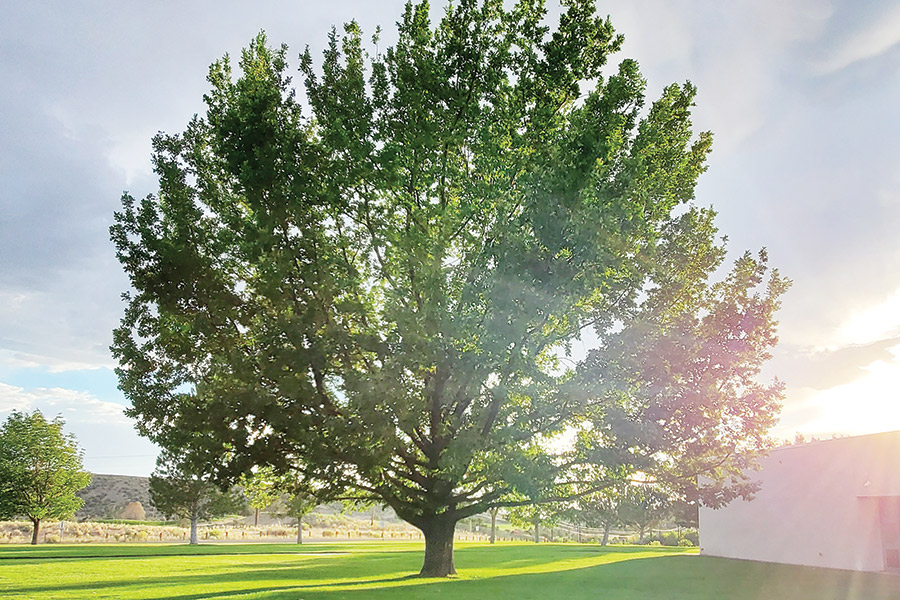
[254,507,259,527]
[601,523,610,546]
[419,517,457,577]
[190,514,199,545]
[489,508,497,544]
[31,519,40,545]
[533,521,539,543]
[297,517,303,544]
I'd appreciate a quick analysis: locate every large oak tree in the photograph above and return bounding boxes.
[112,0,787,575]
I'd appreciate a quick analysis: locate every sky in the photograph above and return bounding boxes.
[1,1,899,477]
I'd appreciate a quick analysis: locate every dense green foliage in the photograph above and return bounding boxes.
[111,0,787,575]
[3,543,900,599]
[0,411,91,544]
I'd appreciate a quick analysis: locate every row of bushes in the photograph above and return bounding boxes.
[646,530,699,547]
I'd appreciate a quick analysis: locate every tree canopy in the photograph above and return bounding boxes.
[0,411,92,544]
[149,451,245,544]
[112,0,787,576]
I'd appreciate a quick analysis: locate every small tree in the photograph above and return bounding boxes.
[617,486,670,544]
[272,482,318,544]
[240,467,280,527]
[149,451,244,544]
[0,411,91,544]
[570,486,625,546]
[507,503,560,543]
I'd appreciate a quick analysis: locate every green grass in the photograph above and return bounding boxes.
[1,542,898,599]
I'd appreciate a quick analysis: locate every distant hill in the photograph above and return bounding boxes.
[73,473,411,524]
[76,473,162,521]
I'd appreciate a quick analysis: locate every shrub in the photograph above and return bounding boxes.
[678,538,694,547]
[120,502,147,521]
[681,529,699,545]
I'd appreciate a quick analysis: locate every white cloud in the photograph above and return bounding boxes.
[835,288,900,348]
[877,173,900,208]
[775,343,900,438]
[0,350,107,373]
[817,3,900,73]
[0,382,158,476]
[0,269,125,371]
[600,0,831,158]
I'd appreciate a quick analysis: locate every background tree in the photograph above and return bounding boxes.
[489,507,499,544]
[569,486,625,546]
[112,0,786,576]
[617,485,670,544]
[0,411,91,545]
[669,498,699,530]
[240,467,280,527]
[149,451,245,544]
[507,502,560,543]
[270,480,318,544]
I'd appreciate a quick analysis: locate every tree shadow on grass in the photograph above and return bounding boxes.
[268,555,900,600]
[2,547,426,598]
[8,546,900,600]
[1,546,675,599]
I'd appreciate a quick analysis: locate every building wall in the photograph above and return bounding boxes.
[699,430,900,572]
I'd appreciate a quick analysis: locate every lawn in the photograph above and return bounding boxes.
[1,542,898,599]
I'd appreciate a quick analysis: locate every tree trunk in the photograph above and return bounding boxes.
[533,521,539,543]
[638,526,645,545]
[489,508,497,544]
[419,517,457,577]
[190,514,199,545]
[31,519,40,545]
[601,523,610,546]
[254,507,259,527]
[297,517,303,544]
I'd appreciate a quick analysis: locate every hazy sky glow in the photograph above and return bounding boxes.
[2,1,899,476]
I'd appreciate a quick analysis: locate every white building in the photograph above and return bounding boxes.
[699,430,900,572]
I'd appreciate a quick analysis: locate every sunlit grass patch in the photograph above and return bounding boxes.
[1,542,898,600]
